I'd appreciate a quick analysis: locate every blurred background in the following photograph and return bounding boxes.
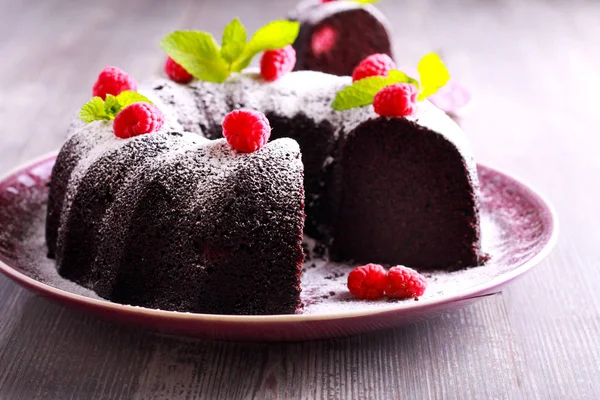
[2,0,599,177]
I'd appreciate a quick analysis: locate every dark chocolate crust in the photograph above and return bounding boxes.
[47,131,305,315]
[290,0,394,76]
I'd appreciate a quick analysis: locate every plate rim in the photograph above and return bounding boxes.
[0,152,559,323]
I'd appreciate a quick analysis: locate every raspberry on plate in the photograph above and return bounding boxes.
[386,265,427,300]
[352,53,396,82]
[92,66,137,100]
[373,83,418,118]
[164,57,193,84]
[113,102,164,139]
[222,109,272,153]
[347,264,388,300]
[260,45,297,82]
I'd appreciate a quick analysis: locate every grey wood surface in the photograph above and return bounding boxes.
[0,0,599,398]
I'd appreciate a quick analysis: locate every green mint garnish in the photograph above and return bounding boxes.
[332,70,418,111]
[79,97,108,123]
[417,52,450,101]
[231,20,301,72]
[160,31,230,83]
[160,19,300,84]
[331,53,450,111]
[221,18,247,64]
[79,91,152,123]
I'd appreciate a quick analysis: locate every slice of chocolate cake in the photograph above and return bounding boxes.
[329,117,481,269]
[290,0,394,76]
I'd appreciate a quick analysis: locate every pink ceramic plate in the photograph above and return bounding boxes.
[0,154,557,342]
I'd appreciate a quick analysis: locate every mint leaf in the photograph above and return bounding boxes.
[221,18,247,64]
[79,97,109,123]
[104,94,121,117]
[105,91,152,118]
[116,91,152,108]
[248,20,300,51]
[160,19,300,82]
[417,52,450,100]
[161,30,230,83]
[388,69,420,88]
[79,91,153,123]
[331,85,376,111]
[232,20,300,72]
[332,70,418,111]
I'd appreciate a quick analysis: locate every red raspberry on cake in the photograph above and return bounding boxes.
[352,53,396,82]
[260,45,297,82]
[222,109,272,153]
[373,83,418,118]
[311,26,337,56]
[92,66,137,100]
[347,264,387,300]
[386,266,427,300]
[164,57,193,84]
[113,103,164,139]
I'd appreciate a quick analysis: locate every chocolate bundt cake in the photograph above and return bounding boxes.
[47,69,484,314]
[47,120,305,315]
[290,0,394,76]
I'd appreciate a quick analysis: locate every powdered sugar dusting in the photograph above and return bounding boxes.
[136,71,478,189]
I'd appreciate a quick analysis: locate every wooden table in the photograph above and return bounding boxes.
[1,0,598,398]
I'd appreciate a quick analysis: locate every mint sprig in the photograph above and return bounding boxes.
[160,31,230,83]
[161,19,300,84]
[79,91,152,123]
[331,53,450,111]
[332,70,418,111]
[231,20,301,72]
[417,52,450,100]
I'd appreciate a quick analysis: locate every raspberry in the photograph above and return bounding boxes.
[352,54,396,82]
[373,83,418,118]
[164,57,193,84]
[92,66,137,100]
[347,264,387,300]
[113,103,165,139]
[260,45,297,82]
[386,266,427,300]
[311,26,337,56]
[222,109,271,153]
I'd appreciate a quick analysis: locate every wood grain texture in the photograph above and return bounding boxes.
[0,0,598,399]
